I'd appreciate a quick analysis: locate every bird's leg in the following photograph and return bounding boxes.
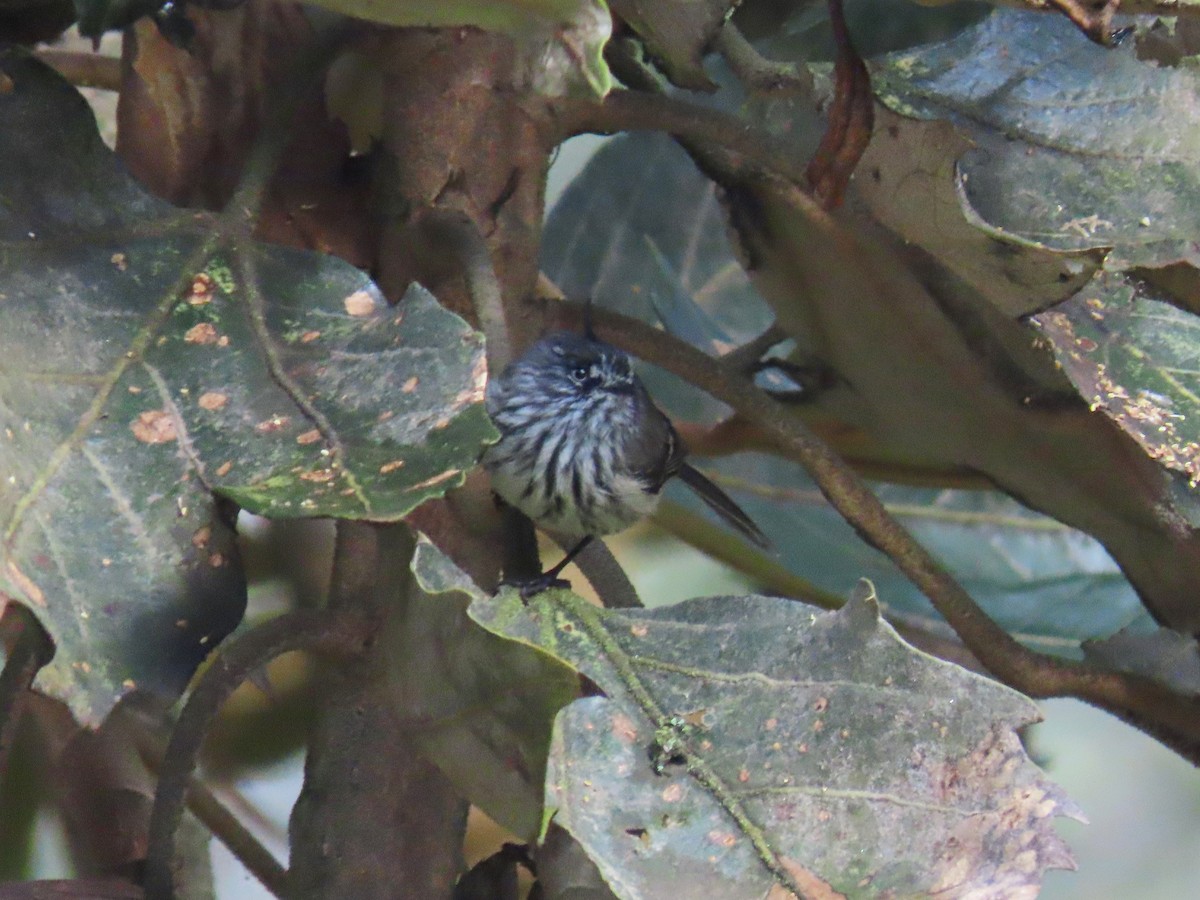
[500,536,594,600]
[543,536,593,582]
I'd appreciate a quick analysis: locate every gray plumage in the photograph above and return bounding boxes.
[483,332,767,549]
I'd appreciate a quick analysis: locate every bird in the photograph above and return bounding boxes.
[483,325,768,595]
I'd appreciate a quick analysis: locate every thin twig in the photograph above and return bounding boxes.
[0,605,54,781]
[805,0,874,209]
[131,722,288,899]
[715,22,813,96]
[144,609,370,900]
[717,323,788,374]
[550,89,809,186]
[553,298,1200,760]
[421,209,512,372]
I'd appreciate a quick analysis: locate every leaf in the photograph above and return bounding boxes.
[305,0,613,97]
[872,7,1200,272]
[666,463,1152,656]
[1032,272,1200,490]
[607,0,737,91]
[852,103,1102,318]
[0,51,495,723]
[543,133,1156,648]
[403,538,580,839]
[544,131,775,413]
[1082,625,1200,697]
[737,178,1200,631]
[471,584,1079,898]
[537,823,620,900]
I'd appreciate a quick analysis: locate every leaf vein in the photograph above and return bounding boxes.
[736,783,965,816]
[80,443,162,569]
[142,361,213,491]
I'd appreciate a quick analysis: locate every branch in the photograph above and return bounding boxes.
[144,608,370,900]
[0,605,54,781]
[713,323,788,374]
[714,23,813,96]
[0,876,141,897]
[287,522,469,898]
[551,298,1200,760]
[420,209,511,372]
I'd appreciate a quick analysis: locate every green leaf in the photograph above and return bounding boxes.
[403,538,580,839]
[0,51,495,723]
[872,8,1200,273]
[1083,625,1200,697]
[853,102,1102,318]
[306,0,613,97]
[668,465,1152,657]
[543,133,1152,650]
[1033,272,1200,490]
[472,584,1079,898]
[550,118,1200,630]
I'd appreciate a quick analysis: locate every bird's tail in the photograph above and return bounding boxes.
[677,463,770,549]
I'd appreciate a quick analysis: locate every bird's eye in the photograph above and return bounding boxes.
[571,366,590,383]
